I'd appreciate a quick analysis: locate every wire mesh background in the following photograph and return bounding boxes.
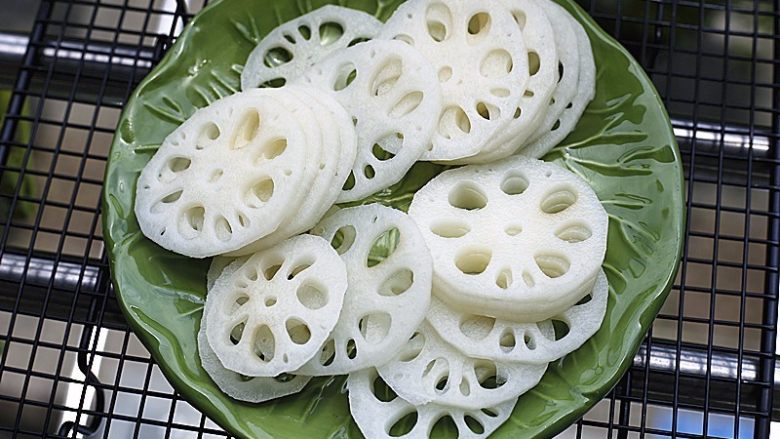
[0,0,777,437]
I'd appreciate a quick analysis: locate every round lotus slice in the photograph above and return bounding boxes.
[298,204,433,375]
[377,322,546,410]
[463,0,558,163]
[135,89,311,258]
[198,320,310,402]
[298,40,442,202]
[522,3,595,158]
[241,5,382,90]
[428,270,608,365]
[408,156,608,323]
[204,235,348,377]
[349,368,516,439]
[378,0,528,161]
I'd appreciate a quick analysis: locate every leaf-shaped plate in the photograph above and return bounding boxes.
[102,0,684,437]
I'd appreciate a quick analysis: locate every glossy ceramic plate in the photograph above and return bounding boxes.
[102,0,684,437]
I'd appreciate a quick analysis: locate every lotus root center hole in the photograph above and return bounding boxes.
[252,325,275,362]
[181,206,205,233]
[438,66,452,82]
[359,312,391,344]
[215,216,233,242]
[535,254,570,279]
[467,12,491,36]
[233,109,261,149]
[333,63,357,91]
[528,51,540,75]
[512,10,527,29]
[474,361,502,389]
[330,225,357,255]
[552,320,570,340]
[430,417,458,437]
[229,322,245,345]
[347,339,358,359]
[505,225,522,236]
[398,332,425,362]
[430,220,470,238]
[259,138,287,161]
[522,271,535,287]
[197,122,220,148]
[208,169,223,183]
[246,177,274,207]
[378,268,414,296]
[496,268,512,289]
[297,282,328,310]
[438,106,472,139]
[501,172,529,195]
[264,47,293,68]
[264,296,277,307]
[367,227,401,267]
[389,91,424,119]
[448,183,487,210]
[459,315,495,341]
[541,188,577,214]
[465,416,485,434]
[455,248,491,275]
[319,22,344,45]
[388,411,419,437]
[499,330,516,352]
[371,57,402,96]
[481,49,513,78]
[524,333,536,349]
[285,320,311,345]
[372,374,398,403]
[556,223,592,243]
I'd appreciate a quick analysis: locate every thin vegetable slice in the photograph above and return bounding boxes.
[408,156,608,322]
[378,0,528,161]
[298,204,432,375]
[241,5,382,90]
[377,322,547,410]
[348,368,516,439]
[204,235,348,377]
[427,270,608,364]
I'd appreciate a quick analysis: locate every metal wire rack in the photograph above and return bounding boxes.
[0,0,777,437]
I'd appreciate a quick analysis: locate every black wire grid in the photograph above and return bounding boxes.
[0,0,777,437]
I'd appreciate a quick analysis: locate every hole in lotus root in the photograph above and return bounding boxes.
[576,293,593,306]
[524,332,536,350]
[541,187,577,214]
[558,62,565,82]
[257,138,287,162]
[319,22,344,45]
[482,408,499,417]
[438,106,472,139]
[460,379,471,396]
[434,373,449,392]
[333,63,358,91]
[367,227,401,267]
[535,254,570,279]
[160,190,183,204]
[505,224,522,236]
[467,12,491,37]
[346,339,358,359]
[371,57,402,96]
[161,157,191,181]
[556,223,592,243]
[342,171,356,190]
[348,37,371,47]
[552,320,570,341]
[448,182,487,210]
[480,49,513,78]
[459,315,495,341]
[318,339,336,366]
[371,374,398,402]
[389,92,424,119]
[465,415,486,434]
[513,107,522,119]
[364,165,376,179]
[438,66,452,82]
[474,361,503,389]
[245,177,274,208]
[252,325,275,362]
[388,410,419,437]
[208,169,223,183]
[430,220,470,238]
[196,122,220,149]
[475,102,493,120]
[522,271,535,287]
[330,225,357,255]
[215,216,233,242]
[233,109,261,149]
[455,248,492,275]
[496,268,513,289]
[231,294,249,313]
[501,171,529,195]
[372,134,401,161]
[283,33,296,44]
[264,47,293,68]
[491,88,510,98]
[359,312,391,344]
[398,332,425,362]
[378,268,414,296]
[528,51,540,75]
[285,319,312,345]
[297,282,328,310]
[394,34,415,45]
[179,205,205,235]
[229,321,246,345]
[512,9,526,29]
[287,260,313,280]
[260,78,287,88]
[298,25,312,40]
[264,296,277,307]
[425,2,452,42]
[499,329,516,352]
[430,416,458,437]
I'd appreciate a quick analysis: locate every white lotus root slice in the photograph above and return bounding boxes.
[463,0,559,163]
[428,269,608,365]
[204,235,348,377]
[135,89,310,258]
[348,368,516,439]
[241,5,382,90]
[296,204,433,375]
[198,320,310,402]
[297,40,442,202]
[522,3,595,158]
[408,156,608,322]
[377,322,547,410]
[378,0,529,161]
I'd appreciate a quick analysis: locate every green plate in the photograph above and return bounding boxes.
[102,0,684,437]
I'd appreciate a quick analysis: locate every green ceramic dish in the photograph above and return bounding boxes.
[102,0,684,437]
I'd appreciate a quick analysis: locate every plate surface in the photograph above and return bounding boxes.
[102,0,684,437]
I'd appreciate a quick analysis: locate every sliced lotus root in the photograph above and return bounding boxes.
[428,270,608,365]
[135,89,312,258]
[198,320,310,402]
[522,2,595,158]
[378,0,528,161]
[348,368,516,439]
[297,40,442,202]
[204,235,348,377]
[408,156,608,323]
[297,204,432,375]
[463,0,558,163]
[377,322,546,410]
[242,5,382,90]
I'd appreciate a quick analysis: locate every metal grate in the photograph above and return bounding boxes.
[0,0,777,437]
